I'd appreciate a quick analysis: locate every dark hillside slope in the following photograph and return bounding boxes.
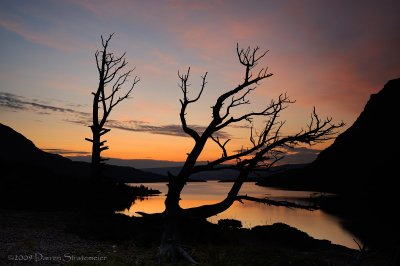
[257,78,400,248]
[0,123,166,182]
[0,123,163,210]
[258,78,400,194]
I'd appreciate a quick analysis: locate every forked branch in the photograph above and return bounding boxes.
[178,67,207,141]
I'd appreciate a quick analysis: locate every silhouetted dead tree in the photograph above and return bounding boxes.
[158,44,344,263]
[85,34,139,181]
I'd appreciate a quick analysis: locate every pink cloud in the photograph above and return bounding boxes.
[2,0,399,155]
[150,49,178,66]
[0,16,82,52]
[168,0,213,11]
[240,1,400,117]
[172,19,263,61]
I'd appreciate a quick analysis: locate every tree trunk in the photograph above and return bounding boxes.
[91,127,101,181]
[159,177,187,262]
[158,169,249,263]
[158,139,212,263]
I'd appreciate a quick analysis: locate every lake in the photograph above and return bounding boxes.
[119,181,359,249]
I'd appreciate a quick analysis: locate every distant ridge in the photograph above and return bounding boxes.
[141,164,306,181]
[67,156,191,169]
[257,78,400,194]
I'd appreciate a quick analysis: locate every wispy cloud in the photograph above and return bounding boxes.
[1,91,230,138]
[278,146,320,165]
[42,148,90,156]
[285,146,320,155]
[229,124,251,129]
[0,15,81,52]
[107,120,230,138]
[67,118,230,139]
[0,92,90,117]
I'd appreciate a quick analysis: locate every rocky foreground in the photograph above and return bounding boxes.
[1,209,396,266]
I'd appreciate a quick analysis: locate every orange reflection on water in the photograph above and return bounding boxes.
[119,182,359,249]
[120,197,221,215]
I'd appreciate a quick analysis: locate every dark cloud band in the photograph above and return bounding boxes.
[42,148,91,156]
[1,91,230,139]
[0,92,90,117]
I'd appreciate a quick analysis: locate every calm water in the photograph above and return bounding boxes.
[120,181,358,249]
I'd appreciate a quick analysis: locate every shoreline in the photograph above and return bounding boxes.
[1,208,373,265]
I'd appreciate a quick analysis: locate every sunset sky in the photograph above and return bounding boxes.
[1,0,399,163]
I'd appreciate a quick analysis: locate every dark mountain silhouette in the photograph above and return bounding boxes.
[1,123,72,173]
[142,164,306,181]
[257,78,400,248]
[0,123,166,210]
[0,123,166,183]
[257,78,400,194]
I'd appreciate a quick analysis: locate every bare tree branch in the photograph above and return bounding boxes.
[178,67,207,141]
[160,43,344,262]
[211,135,231,158]
[86,33,139,180]
[235,195,317,211]
[216,93,292,131]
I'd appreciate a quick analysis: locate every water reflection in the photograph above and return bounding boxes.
[120,181,358,249]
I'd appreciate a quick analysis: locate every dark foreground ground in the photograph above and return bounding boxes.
[1,209,398,266]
